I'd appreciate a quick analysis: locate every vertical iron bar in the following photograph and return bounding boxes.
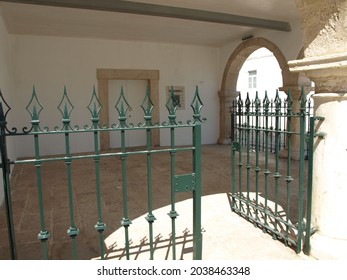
[27,89,51,259]
[270,100,274,153]
[231,141,236,210]
[33,132,50,259]
[146,128,155,259]
[191,86,203,260]
[115,86,132,260]
[242,107,246,147]
[145,125,156,260]
[120,127,131,259]
[166,86,179,261]
[240,94,244,148]
[230,100,235,142]
[262,108,265,151]
[273,91,281,237]
[285,91,293,245]
[57,88,79,259]
[0,102,16,260]
[230,101,236,210]
[283,98,287,150]
[91,109,106,259]
[306,98,312,159]
[63,118,78,259]
[192,121,202,260]
[237,96,243,212]
[141,86,156,260]
[251,99,254,149]
[245,93,251,218]
[279,99,283,150]
[303,116,315,255]
[297,89,307,253]
[254,92,260,222]
[169,124,178,260]
[25,88,50,259]
[263,93,270,230]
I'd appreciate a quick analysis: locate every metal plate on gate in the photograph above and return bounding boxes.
[174,173,195,193]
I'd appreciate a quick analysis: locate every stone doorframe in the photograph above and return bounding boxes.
[218,37,299,144]
[97,69,160,150]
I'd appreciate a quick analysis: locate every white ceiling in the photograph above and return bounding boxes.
[0,0,300,47]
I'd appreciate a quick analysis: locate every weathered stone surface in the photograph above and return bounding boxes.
[296,0,347,57]
[291,0,347,260]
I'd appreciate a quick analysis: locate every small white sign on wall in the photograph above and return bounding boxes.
[166,86,185,110]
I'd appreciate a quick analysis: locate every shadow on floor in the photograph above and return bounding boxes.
[99,228,195,260]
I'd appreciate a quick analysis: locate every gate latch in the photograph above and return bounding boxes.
[174,173,195,193]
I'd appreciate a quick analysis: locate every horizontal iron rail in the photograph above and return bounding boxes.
[231,194,299,230]
[12,147,195,165]
[233,125,302,135]
[3,123,198,136]
[232,207,297,246]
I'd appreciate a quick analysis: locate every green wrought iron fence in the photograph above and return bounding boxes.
[231,92,313,156]
[230,89,317,254]
[0,85,204,260]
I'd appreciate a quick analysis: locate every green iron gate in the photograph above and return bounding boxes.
[0,85,204,260]
[230,89,319,254]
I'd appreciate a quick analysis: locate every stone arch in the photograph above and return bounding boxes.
[218,37,299,144]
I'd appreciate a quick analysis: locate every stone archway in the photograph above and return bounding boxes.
[218,37,299,144]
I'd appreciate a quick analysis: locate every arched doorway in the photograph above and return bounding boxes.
[218,37,299,144]
[97,69,160,150]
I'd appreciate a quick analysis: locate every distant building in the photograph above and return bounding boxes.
[237,47,284,100]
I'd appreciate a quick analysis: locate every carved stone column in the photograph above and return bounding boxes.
[289,0,347,259]
[217,90,238,144]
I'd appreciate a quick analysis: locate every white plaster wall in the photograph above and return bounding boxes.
[4,18,303,160]
[12,36,220,157]
[0,11,16,206]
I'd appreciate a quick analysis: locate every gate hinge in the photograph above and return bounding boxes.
[312,116,326,139]
[315,132,327,139]
[174,173,195,193]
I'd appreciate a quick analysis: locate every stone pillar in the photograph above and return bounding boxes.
[309,90,347,259]
[217,90,238,144]
[289,0,347,259]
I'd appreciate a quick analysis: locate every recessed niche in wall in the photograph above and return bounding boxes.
[166,86,185,110]
[97,69,160,150]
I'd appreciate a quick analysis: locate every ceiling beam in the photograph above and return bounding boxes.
[0,0,291,32]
